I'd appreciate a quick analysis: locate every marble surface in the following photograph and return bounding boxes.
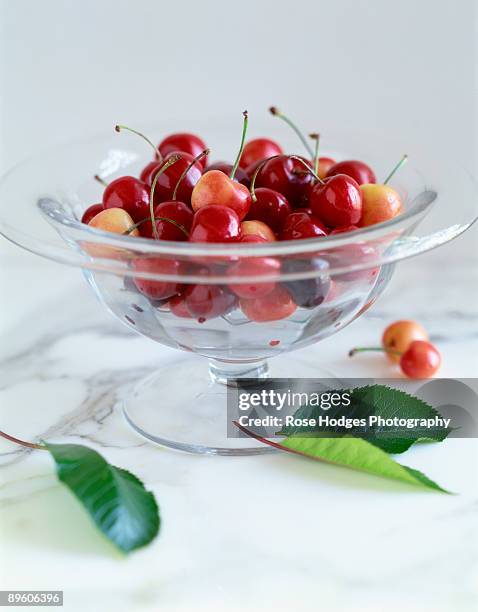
[0,237,477,612]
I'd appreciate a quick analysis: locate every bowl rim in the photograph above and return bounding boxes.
[0,127,477,280]
[38,186,437,257]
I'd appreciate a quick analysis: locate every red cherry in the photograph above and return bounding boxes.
[246,188,291,233]
[103,176,150,223]
[228,257,280,299]
[309,174,362,228]
[400,341,441,378]
[191,169,251,220]
[326,160,376,185]
[255,155,313,207]
[245,159,265,182]
[140,160,161,184]
[169,294,193,318]
[240,285,297,322]
[139,200,193,241]
[158,133,208,168]
[204,162,250,187]
[189,205,241,243]
[329,224,359,234]
[280,212,327,241]
[142,152,201,205]
[132,258,183,301]
[239,138,283,170]
[81,203,103,225]
[184,280,237,321]
[294,207,313,216]
[140,161,161,185]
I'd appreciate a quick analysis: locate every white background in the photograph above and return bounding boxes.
[0,0,476,169]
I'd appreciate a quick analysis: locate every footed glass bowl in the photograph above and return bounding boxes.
[0,125,476,454]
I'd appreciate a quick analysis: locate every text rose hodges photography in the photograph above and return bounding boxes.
[227,378,478,440]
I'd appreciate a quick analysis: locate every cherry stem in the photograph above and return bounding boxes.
[309,133,320,177]
[348,346,402,358]
[149,155,182,239]
[115,124,162,161]
[230,110,249,180]
[288,155,325,185]
[269,106,314,157]
[172,148,210,200]
[0,429,45,450]
[249,154,282,201]
[94,174,109,187]
[124,215,189,239]
[383,154,408,185]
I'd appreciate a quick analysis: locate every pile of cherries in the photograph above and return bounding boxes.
[81,108,407,323]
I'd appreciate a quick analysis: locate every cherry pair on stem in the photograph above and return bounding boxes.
[349,320,441,378]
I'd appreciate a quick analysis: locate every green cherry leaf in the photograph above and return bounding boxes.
[45,443,160,553]
[279,384,452,454]
[235,423,451,493]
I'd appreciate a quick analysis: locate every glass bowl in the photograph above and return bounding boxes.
[0,124,476,455]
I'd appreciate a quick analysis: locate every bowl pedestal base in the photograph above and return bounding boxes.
[122,355,333,455]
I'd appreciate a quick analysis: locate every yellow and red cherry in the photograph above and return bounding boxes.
[280,212,327,241]
[400,341,441,378]
[245,188,291,233]
[241,220,276,242]
[228,256,281,298]
[158,133,208,168]
[132,257,184,301]
[88,207,139,236]
[139,200,193,241]
[240,285,297,322]
[189,205,241,243]
[316,157,336,180]
[359,184,402,227]
[204,162,250,187]
[359,155,407,227]
[102,176,150,223]
[382,320,428,363]
[238,138,283,170]
[240,234,268,244]
[309,174,362,228]
[81,203,103,224]
[326,160,376,185]
[191,111,252,219]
